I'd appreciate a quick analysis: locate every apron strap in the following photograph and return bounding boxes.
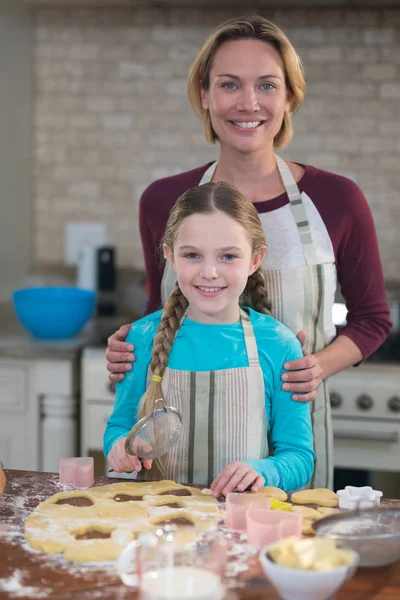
[199,161,218,185]
[275,155,318,265]
[198,157,318,265]
[240,308,260,367]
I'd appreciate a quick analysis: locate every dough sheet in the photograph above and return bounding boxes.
[24,480,219,562]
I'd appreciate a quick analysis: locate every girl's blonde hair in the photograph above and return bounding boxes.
[187,14,305,149]
[138,182,271,476]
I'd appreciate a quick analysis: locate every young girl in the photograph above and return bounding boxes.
[104,182,315,497]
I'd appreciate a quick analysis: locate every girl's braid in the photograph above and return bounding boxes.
[149,283,188,378]
[137,283,188,479]
[243,267,272,315]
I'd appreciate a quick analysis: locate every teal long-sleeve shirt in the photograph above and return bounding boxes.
[104,307,315,491]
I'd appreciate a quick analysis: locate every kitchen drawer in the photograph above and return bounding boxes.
[86,402,114,450]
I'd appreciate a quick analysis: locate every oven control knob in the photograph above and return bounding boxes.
[388,396,400,412]
[357,394,373,410]
[330,392,342,409]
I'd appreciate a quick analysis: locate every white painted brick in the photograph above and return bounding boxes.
[307,46,342,62]
[165,79,187,96]
[364,28,396,45]
[119,62,148,78]
[324,28,361,44]
[150,26,204,44]
[69,181,100,198]
[381,46,400,64]
[361,64,397,80]
[379,119,400,135]
[346,47,380,63]
[67,114,97,129]
[286,27,324,45]
[361,136,399,154]
[86,97,115,112]
[380,83,400,98]
[342,82,377,97]
[321,136,359,153]
[382,10,400,26]
[295,135,322,151]
[102,114,135,129]
[342,10,380,27]
[298,153,339,170]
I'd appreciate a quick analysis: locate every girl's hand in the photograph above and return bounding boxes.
[106,324,135,383]
[281,330,323,403]
[107,437,153,473]
[210,462,265,498]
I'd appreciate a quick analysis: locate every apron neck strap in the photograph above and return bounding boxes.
[240,308,260,367]
[275,154,317,265]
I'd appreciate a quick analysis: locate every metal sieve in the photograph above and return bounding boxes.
[125,398,182,460]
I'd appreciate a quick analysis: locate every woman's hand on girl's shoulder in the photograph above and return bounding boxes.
[106,323,135,383]
[280,330,323,403]
[210,462,265,498]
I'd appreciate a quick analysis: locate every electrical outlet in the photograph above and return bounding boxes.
[64,222,108,266]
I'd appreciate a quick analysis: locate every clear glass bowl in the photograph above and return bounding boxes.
[313,506,400,567]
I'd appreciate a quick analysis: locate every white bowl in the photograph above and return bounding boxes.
[259,543,359,600]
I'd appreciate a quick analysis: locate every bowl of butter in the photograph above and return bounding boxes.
[259,536,359,600]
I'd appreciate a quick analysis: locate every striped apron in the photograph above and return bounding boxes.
[144,309,268,485]
[161,156,335,489]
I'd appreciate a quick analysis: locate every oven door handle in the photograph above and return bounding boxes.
[334,429,399,443]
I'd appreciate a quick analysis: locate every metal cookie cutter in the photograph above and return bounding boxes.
[337,485,383,510]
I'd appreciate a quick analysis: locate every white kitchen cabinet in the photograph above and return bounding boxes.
[0,360,37,470]
[0,356,79,472]
[81,348,115,476]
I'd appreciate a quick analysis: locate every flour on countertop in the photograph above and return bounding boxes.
[0,569,51,598]
[3,475,256,597]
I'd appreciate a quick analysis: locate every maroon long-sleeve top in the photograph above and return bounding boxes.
[139,162,391,360]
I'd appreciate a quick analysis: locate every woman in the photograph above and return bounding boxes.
[106,15,391,489]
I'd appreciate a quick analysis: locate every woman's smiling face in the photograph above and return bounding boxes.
[201,39,290,155]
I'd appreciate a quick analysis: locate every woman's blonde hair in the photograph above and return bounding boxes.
[138,181,271,477]
[187,14,305,149]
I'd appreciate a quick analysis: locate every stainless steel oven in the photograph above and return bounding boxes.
[330,363,400,497]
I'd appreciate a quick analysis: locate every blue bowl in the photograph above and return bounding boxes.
[12,287,96,340]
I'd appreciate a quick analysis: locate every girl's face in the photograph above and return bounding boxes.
[164,211,265,324]
[201,39,289,155]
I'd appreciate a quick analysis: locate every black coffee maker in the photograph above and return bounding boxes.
[96,246,117,317]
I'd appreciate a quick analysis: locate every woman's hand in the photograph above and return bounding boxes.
[106,324,135,383]
[210,462,265,498]
[281,330,323,403]
[107,437,153,473]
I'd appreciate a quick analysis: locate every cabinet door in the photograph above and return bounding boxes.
[0,361,39,470]
[86,402,114,452]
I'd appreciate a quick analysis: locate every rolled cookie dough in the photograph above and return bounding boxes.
[291,488,339,508]
[24,480,219,562]
[253,486,288,502]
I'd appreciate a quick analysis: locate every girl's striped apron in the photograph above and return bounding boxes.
[161,155,335,489]
[145,309,268,485]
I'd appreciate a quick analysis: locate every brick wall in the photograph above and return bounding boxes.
[33,6,400,281]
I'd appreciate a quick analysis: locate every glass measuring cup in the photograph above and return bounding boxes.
[117,527,227,599]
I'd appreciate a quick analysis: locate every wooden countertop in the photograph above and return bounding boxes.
[1,470,400,600]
